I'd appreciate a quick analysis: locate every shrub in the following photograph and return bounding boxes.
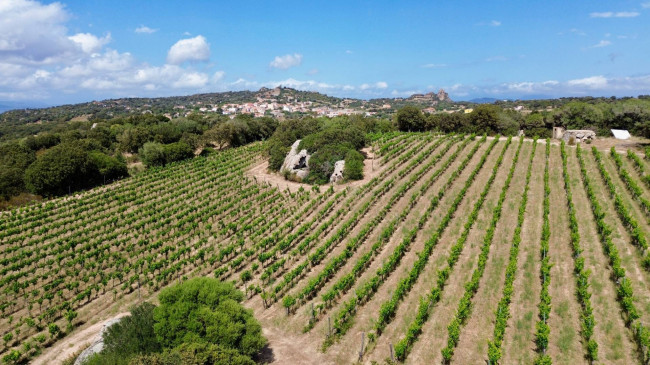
[395,106,426,132]
[163,142,193,164]
[139,142,166,167]
[153,278,267,359]
[101,303,160,358]
[128,343,255,365]
[343,150,364,180]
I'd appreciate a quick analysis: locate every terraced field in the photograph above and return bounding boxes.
[2,133,650,364]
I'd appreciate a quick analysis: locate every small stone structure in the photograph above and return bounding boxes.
[330,160,345,183]
[74,317,123,365]
[553,127,596,143]
[281,140,310,180]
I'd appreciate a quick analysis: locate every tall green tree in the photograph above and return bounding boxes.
[139,142,166,167]
[0,142,35,199]
[24,142,91,196]
[395,106,426,132]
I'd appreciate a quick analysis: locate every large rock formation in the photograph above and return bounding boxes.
[330,160,345,183]
[437,88,450,102]
[74,317,123,365]
[553,127,596,143]
[281,140,310,179]
[407,89,452,104]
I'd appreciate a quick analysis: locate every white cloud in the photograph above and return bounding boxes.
[345,50,353,54]
[69,32,111,53]
[166,35,210,65]
[590,11,640,18]
[269,53,303,70]
[0,2,224,101]
[0,0,82,65]
[212,71,225,83]
[360,82,388,90]
[589,40,612,48]
[434,75,650,100]
[307,68,319,75]
[567,75,608,89]
[135,25,158,34]
[421,63,447,68]
[643,2,650,9]
[477,20,501,26]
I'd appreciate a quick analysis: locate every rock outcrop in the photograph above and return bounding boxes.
[330,160,345,183]
[437,89,450,102]
[553,127,596,143]
[281,140,310,180]
[74,317,123,365]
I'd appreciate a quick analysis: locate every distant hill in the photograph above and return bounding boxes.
[0,87,456,128]
[467,97,500,104]
[0,101,49,113]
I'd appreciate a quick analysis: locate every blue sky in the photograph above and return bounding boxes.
[1,0,649,105]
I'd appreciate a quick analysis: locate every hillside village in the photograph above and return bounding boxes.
[165,87,457,120]
[0,87,462,127]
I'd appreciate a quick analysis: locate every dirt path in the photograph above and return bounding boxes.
[32,312,130,365]
[287,138,460,328]
[567,149,637,364]
[583,150,650,326]
[245,146,382,194]
[453,142,532,364]
[500,142,544,364]
[401,141,514,364]
[545,144,587,364]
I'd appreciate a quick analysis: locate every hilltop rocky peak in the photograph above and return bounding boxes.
[437,89,450,101]
[407,89,452,104]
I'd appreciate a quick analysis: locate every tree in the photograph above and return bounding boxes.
[163,142,193,164]
[88,151,128,184]
[118,127,153,153]
[153,278,267,360]
[0,142,36,199]
[128,343,255,365]
[469,104,501,134]
[24,142,91,196]
[102,302,161,356]
[395,106,426,132]
[343,150,364,180]
[139,142,166,167]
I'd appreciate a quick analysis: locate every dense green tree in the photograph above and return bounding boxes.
[0,143,35,199]
[343,150,364,180]
[23,133,60,151]
[153,277,267,359]
[163,142,194,164]
[105,303,161,356]
[152,123,182,144]
[429,112,470,133]
[496,110,520,136]
[24,142,91,196]
[522,113,552,138]
[469,104,501,134]
[128,343,255,365]
[304,143,351,184]
[119,127,153,153]
[88,151,128,184]
[87,125,114,149]
[139,142,166,167]
[552,101,604,133]
[395,106,426,132]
